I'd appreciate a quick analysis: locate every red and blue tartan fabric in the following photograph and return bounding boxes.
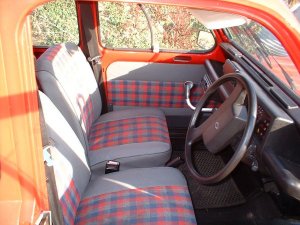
[77,95,94,136]
[75,185,197,225]
[60,180,81,225]
[107,80,205,108]
[88,117,170,150]
[54,152,81,225]
[43,44,62,61]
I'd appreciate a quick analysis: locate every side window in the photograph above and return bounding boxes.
[98,2,215,52]
[147,5,214,51]
[98,3,151,49]
[31,0,79,46]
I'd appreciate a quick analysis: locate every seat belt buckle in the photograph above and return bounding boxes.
[105,160,120,174]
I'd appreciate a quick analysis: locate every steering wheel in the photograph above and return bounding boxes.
[185,73,257,185]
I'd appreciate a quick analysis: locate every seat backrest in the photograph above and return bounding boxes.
[39,91,91,225]
[36,43,102,150]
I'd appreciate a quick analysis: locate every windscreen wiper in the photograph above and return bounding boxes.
[270,55,297,91]
[241,27,273,69]
[255,45,272,68]
[251,31,297,91]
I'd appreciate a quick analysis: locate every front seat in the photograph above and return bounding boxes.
[39,91,196,224]
[36,42,171,173]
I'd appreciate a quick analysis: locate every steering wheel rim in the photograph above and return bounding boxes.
[185,73,257,185]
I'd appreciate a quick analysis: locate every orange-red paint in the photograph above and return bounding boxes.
[0,0,49,224]
[0,91,39,119]
[1,0,300,224]
[33,47,47,58]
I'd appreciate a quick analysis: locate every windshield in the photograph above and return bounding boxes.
[226,20,300,97]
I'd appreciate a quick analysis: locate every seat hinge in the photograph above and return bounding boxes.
[35,211,52,225]
[88,55,101,65]
[43,146,54,167]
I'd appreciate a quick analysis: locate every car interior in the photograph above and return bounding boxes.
[30,1,300,224]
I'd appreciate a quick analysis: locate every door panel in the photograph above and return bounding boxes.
[106,61,207,116]
[106,61,207,81]
[107,79,203,108]
[105,60,224,151]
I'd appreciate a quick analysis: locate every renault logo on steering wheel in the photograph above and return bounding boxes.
[215,122,220,130]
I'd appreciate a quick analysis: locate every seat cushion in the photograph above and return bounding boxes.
[75,167,197,225]
[88,108,172,172]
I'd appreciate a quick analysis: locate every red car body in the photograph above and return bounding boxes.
[0,0,299,224]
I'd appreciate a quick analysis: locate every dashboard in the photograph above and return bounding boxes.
[255,105,271,140]
[205,56,300,201]
[242,103,271,172]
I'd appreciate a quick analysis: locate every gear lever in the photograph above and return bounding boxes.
[184,81,196,110]
[184,81,215,113]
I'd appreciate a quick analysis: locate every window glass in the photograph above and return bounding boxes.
[98,2,215,52]
[98,2,151,49]
[31,0,79,46]
[146,5,214,51]
[226,21,300,96]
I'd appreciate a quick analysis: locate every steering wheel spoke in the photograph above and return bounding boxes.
[187,124,205,146]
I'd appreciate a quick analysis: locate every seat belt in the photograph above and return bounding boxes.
[38,95,65,225]
[80,3,108,113]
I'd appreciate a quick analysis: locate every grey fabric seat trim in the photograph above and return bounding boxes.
[37,69,89,151]
[89,142,171,171]
[39,91,91,197]
[97,107,165,124]
[84,167,187,198]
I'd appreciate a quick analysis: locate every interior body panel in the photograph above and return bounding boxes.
[2,0,300,224]
[220,46,300,201]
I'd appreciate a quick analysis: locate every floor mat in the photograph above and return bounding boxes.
[194,192,281,225]
[173,150,246,209]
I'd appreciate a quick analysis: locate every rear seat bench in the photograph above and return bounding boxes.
[39,90,196,224]
[36,42,171,173]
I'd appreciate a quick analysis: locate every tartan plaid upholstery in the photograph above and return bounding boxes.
[60,180,81,225]
[54,153,81,225]
[75,186,196,225]
[89,117,170,150]
[53,158,81,225]
[107,80,205,108]
[43,44,62,61]
[77,96,94,136]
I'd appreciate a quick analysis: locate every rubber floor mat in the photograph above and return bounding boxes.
[173,150,246,209]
